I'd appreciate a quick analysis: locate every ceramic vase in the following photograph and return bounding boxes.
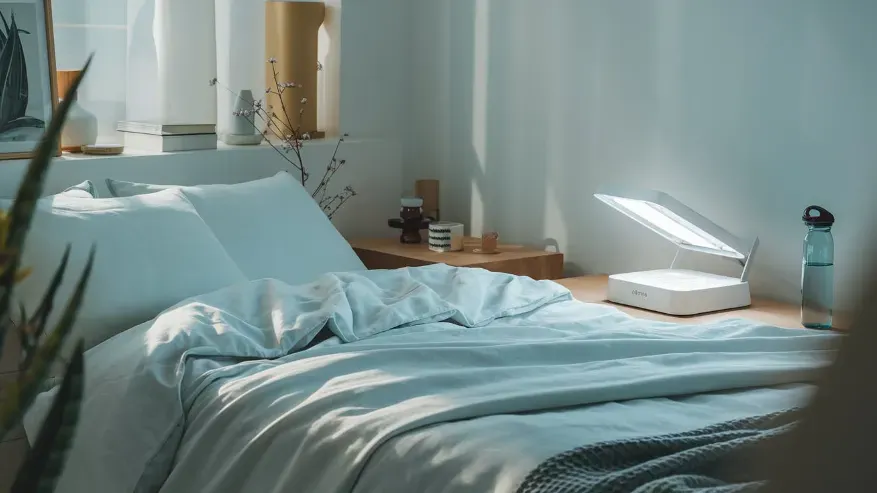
[221,90,263,145]
[265,1,325,136]
[57,70,98,153]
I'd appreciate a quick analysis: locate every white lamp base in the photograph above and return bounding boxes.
[607,269,751,316]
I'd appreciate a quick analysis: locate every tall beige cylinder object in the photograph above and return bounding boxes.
[265,1,325,136]
[415,179,440,221]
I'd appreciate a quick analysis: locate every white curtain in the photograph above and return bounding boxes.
[215,0,265,137]
[125,0,338,130]
[153,0,217,125]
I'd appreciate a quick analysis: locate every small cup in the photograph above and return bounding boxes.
[480,232,499,254]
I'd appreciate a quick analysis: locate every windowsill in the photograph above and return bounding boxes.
[55,137,351,163]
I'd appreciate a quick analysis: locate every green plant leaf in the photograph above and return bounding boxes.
[0,246,94,440]
[0,55,93,332]
[10,340,85,493]
[16,301,28,364]
[23,245,72,366]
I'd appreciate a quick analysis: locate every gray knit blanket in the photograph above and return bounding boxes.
[515,409,799,493]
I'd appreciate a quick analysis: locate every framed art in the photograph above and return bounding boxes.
[0,0,57,160]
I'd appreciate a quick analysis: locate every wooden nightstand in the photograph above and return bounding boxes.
[556,275,848,330]
[349,237,564,280]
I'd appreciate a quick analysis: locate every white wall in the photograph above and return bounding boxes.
[338,0,411,138]
[405,0,876,309]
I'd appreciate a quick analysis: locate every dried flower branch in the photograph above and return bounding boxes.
[210,59,354,218]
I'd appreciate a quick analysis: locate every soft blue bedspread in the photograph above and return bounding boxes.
[32,264,837,493]
[516,408,799,493]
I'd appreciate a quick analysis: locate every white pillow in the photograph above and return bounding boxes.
[15,188,248,349]
[105,172,366,286]
[61,180,98,198]
[1,180,97,206]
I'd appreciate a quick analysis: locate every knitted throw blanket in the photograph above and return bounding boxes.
[516,409,800,493]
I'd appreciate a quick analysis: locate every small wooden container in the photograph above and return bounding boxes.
[475,232,499,254]
[415,179,440,220]
[81,144,124,155]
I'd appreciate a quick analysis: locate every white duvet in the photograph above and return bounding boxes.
[27,265,838,493]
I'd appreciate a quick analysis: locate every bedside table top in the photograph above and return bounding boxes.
[556,275,848,330]
[349,237,561,267]
[349,237,564,280]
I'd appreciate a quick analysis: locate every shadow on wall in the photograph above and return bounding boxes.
[416,0,876,306]
[443,1,553,251]
[439,0,674,276]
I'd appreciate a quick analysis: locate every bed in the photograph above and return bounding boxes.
[14,173,838,493]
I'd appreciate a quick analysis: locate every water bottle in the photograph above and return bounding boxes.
[801,205,835,329]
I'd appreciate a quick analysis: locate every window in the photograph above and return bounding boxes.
[52,0,341,146]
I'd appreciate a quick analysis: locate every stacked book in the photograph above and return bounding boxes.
[117,121,217,152]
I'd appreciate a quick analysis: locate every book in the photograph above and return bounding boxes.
[116,121,216,136]
[123,132,217,152]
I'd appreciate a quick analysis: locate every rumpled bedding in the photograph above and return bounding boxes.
[25,264,837,493]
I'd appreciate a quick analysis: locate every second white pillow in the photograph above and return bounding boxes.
[105,172,366,287]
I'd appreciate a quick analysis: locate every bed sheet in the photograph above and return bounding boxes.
[22,266,835,493]
[353,384,811,493]
[164,296,829,493]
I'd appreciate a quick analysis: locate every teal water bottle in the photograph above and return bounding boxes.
[801,205,835,329]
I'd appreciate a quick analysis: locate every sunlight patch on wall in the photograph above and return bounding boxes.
[543,184,567,253]
[471,0,490,169]
[470,180,485,237]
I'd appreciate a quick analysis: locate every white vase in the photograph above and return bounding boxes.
[221,90,263,145]
[57,69,98,152]
[61,100,99,152]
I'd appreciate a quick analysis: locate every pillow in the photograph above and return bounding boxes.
[61,180,98,198]
[104,172,366,286]
[15,188,248,349]
[105,179,170,197]
[1,180,97,207]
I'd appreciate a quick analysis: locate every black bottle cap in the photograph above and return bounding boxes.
[803,205,835,227]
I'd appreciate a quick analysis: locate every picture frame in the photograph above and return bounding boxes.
[0,0,58,161]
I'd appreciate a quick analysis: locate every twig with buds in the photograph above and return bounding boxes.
[209,59,355,218]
